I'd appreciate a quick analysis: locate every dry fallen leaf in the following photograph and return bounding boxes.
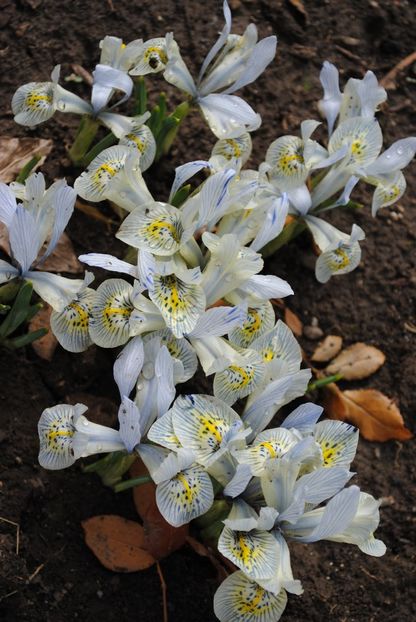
[28,304,57,361]
[326,342,385,380]
[288,0,307,21]
[82,515,156,572]
[39,233,82,274]
[312,335,343,363]
[323,384,412,442]
[0,137,52,183]
[284,307,303,337]
[130,459,188,560]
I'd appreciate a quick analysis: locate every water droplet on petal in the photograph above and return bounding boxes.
[142,361,155,380]
[57,100,66,111]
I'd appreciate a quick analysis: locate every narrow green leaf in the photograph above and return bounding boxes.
[15,155,41,184]
[171,184,191,208]
[0,281,34,338]
[6,327,48,349]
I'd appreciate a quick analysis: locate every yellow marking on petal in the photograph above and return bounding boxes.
[26,92,53,109]
[328,248,350,271]
[241,308,261,336]
[262,348,275,362]
[240,585,267,614]
[227,365,255,388]
[197,414,224,444]
[320,440,344,466]
[67,302,90,329]
[278,152,304,175]
[47,429,73,442]
[176,472,192,495]
[242,208,253,220]
[224,138,242,159]
[259,441,277,458]
[126,133,145,152]
[145,219,180,243]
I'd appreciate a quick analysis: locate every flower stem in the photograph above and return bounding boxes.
[261,218,307,258]
[68,115,100,166]
[114,475,153,492]
[308,373,343,391]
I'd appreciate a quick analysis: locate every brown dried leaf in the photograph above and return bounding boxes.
[284,307,303,337]
[130,459,188,560]
[82,515,156,572]
[311,335,343,363]
[326,342,385,380]
[39,233,82,274]
[28,304,57,361]
[323,385,412,442]
[288,0,307,20]
[0,137,52,183]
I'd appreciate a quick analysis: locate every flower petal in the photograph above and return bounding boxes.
[214,571,288,622]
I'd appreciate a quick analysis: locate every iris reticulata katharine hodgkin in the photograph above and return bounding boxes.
[7,1,414,620]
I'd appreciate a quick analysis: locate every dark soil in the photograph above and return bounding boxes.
[1,1,415,621]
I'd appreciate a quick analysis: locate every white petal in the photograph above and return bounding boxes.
[364,137,416,176]
[50,287,95,352]
[28,271,85,312]
[318,61,342,135]
[118,396,141,452]
[281,402,323,434]
[224,36,277,94]
[198,93,261,139]
[156,464,214,527]
[214,571,288,622]
[218,526,279,580]
[313,420,359,468]
[114,336,144,399]
[89,278,134,347]
[0,183,17,227]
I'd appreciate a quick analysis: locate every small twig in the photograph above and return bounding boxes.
[71,64,93,86]
[380,51,416,89]
[0,590,18,603]
[394,441,403,468]
[360,566,379,581]
[0,516,20,555]
[334,45,364,64]
[27,562,45,583]
[156,561,168,622]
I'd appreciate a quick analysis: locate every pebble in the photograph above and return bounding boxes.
[303,325,324,340]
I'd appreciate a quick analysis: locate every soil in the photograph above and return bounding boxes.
[0,1,415,621]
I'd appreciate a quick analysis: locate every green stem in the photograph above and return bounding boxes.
[134,77,147,115]
[82,132,117,166]
[308,373,343,391]
[16,155,41,184]
[261,219,307,258]
[114,475,153,493]
[68,115,100,166]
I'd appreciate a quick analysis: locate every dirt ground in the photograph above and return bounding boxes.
[0,1,415,621]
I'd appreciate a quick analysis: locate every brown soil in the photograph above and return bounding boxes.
[1,1,415,621]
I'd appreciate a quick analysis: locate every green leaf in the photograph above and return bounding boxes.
[83,132,117,166]
[83,451,137,487]
[0,281,34,338]
[6,327,48,349]
[15,155,41,184]
[170,184,191,208]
